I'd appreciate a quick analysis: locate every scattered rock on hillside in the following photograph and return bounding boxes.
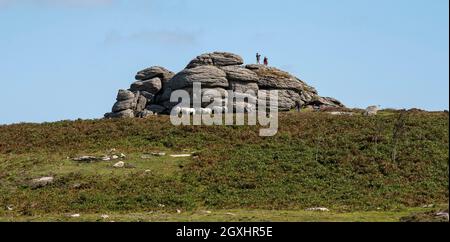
[113,161,125,168]
[73,153,125,163]
[170,154,192,158]
[305,207,330,212]
[31,176,54,188]
[364,106,379,116]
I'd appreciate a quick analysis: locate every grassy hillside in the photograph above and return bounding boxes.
[0,110,448,221]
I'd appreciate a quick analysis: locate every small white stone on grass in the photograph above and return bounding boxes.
[33,177,54,183]
[422,204,434,208]
[305,207,330,212]
[31,176,54,187]
[170,154,191,158]
[70,214,81,218]
[113,161,125,168]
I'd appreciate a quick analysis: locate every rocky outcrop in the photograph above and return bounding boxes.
[130,78,162,94]
[105,52,344,118]
[220,65,259,82]
[186,52,244,69]
[135,66,175,84]
[246,64,317,94]
[169,65,228,90]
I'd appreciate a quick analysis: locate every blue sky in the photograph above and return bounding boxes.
[0,0,448,124]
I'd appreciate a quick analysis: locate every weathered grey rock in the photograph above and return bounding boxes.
[31,176,54,188]
[116,89,135,101]
[305,207,330,212]
[135,66,175,82]
[246,65,317,94]
[299,91,315,103]
[169,66,228,90]
[113,161,125,168]
[229,81,259,94]
[231,92,258,105]
[233,102,256,113]
[186,87,229,108]
[135,94,147,112]
[364,105,379,116]
[137,110,155,118]
[258,90,304,111]
[147,104,166,114]
[322,97,344,107]
[106,52,345,118]
[244,64,265,70]
[154,87,173,103]
[104,109,134,118]
[220,66,258,82]
[130,77,162,94]
[140,91,155,102]
[162,100,179,110]
[186,52,244,68]
[112,98,136,112]
[307,97,345,109]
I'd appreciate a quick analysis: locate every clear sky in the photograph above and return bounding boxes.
[0,0,448,124]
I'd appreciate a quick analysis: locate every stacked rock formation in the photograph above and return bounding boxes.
[105,52,344,118]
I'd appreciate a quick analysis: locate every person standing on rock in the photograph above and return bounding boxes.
[256,53,261,64]
[263,56,268,66]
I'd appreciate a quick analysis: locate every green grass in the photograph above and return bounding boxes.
[0,207,441,222]
[0,111,448,221]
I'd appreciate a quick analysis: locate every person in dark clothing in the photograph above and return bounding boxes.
[256,53,261,64]
[295,101,302,112]
[263,56,268,66]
